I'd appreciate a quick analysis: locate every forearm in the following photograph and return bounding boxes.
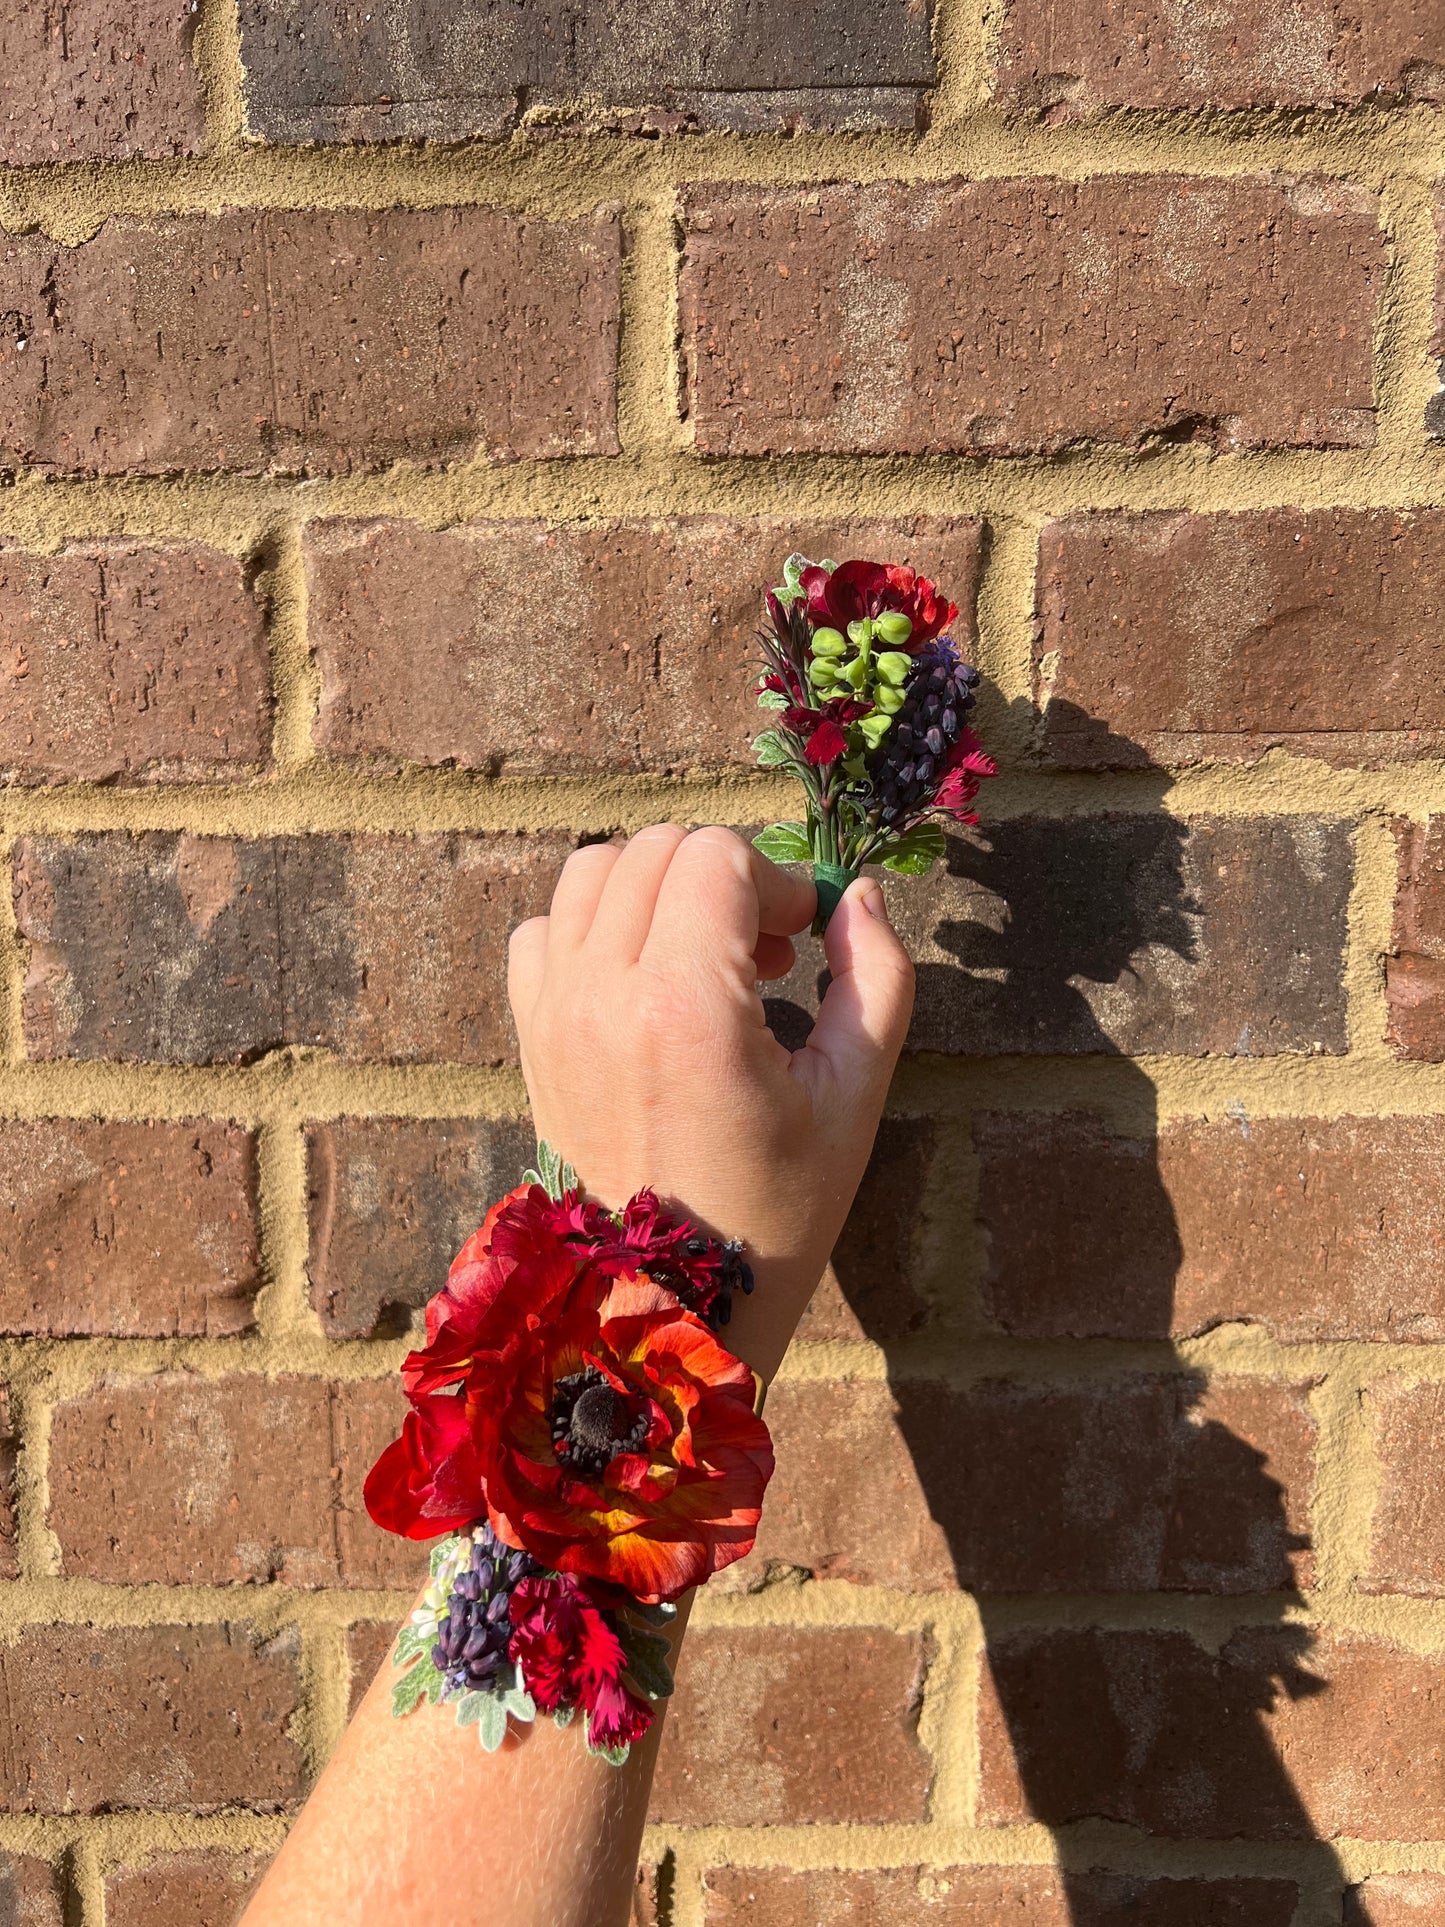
[244,1593,693,1927]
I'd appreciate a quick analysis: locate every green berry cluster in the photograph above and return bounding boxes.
[807,610,915,750]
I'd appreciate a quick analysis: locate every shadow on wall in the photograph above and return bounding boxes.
[778,698,1370,1927]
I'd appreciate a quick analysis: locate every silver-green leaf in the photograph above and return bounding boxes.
[474,1695,509,1752]
[752,730,795,768]
[391,1661,435,1719]
[524,1138,578,1201]
[392,1624,431,1670]
[616,1623,674,1701]
[877,823,947,877]
[753,822,811,865]
[500,1685,537,1724]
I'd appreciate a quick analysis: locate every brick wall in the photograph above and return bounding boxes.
[3,4,1445,1924]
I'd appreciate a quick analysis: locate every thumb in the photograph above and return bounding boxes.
[798,877,915,1100]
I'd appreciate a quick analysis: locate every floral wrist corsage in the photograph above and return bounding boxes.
[364,1144,773,1765]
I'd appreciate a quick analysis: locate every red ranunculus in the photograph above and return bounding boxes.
[508,1572,654,1752]
[366,1185,774,1604]
[801,559,957,647]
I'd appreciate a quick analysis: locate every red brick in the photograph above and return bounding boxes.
[0,209,619,477]
[720,1374,1313,1595]
[976,1112,1445,1343]
[0,1624,303,1813]
[1389,819,1445,1058]
[1362,1379,1445,1595]
[703,1867,1300,1926]
[104,1852,271,1927]
[770,816,1351,1057]
[238,0,935,141]
[347,1620,399,1718]
[0,543,270,784]
[307,517,982,776]
[1347,1875,1445,1924]
[14,832,565,1065]
[0,1120,259,1338]
[998,0,1445,112]
[651,1627,931,1824]
[0,1854,63,1926]
[307,1116,535,1337]
[800,1115,939,1342]
[1036,511,1445,769]
[49,1375,425,1589]
[979,1629,1445,1839]
[1,0,204,165]
[680,179,1381,457]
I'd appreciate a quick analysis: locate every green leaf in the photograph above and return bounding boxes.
[752,729,795,769]
[473,1695,509,1752]
[392,1624,432,1670]
[756,688,789,710]
[525,1138,578,1202]
[877,823,947,877]
[553,1705,576,1730]
[752,822,811,865]
[500,1685,537,1724]
[585,1727,632,1768]
[428,1532,464,1581]
[453,1690,495,1729]
[391,1659,436,1720]
[616,1622,674,1701]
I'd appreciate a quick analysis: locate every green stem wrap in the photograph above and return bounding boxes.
[811,860,860,934]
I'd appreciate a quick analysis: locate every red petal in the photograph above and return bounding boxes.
[804,719,848,765]
[363,1407,477,1541]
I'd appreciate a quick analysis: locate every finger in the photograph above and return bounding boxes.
[507,916,550,1033]
[546,842,622,951]
[644,827,816,970]
[796,878,914,1098]
[583,823,691,961]
[753,932,796,981]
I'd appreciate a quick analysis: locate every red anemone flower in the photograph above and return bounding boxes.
[364,1185,774,1605]
[801,559,957,647]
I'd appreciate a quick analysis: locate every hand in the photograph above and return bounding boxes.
[507,825,915,1381]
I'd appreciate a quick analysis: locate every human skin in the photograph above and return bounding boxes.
[240,824,915,1927]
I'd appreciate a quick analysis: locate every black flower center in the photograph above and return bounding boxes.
[550,1368,650,1477]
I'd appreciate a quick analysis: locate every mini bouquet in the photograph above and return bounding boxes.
[752,555,996,925]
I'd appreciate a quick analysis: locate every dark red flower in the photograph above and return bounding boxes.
[934,729,998,823]
[801,559,957,648]
[782,697,869,767]
[367,1185,774,1603]
[758,665,803,703]
[508,1572,654,1752]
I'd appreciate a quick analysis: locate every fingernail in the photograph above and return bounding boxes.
[859,880,891,924]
